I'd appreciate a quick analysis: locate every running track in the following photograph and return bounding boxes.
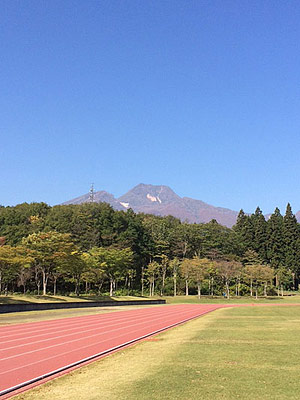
[0,303,299,398]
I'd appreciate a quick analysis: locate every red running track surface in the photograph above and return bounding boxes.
[0,304,221,397]
[1,303,299,397]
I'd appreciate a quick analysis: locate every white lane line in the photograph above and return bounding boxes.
[0,308,204,363]
[0,305,191,343]
[0,307,215,397]
[0,306,166,338]
[0,304,177,338]
[0,305,166,334]
[0,307,193,353]
[0,306,175,345]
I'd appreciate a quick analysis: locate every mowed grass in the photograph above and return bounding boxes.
[0,294,147,305]
[2,293,300,306]
[163,294,300,304]
[14,306,300,400]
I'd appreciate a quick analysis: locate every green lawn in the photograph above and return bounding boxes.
[1,293,300,306]
[14,305,300,400]
[0,294,147,305]
[162,294,300,304]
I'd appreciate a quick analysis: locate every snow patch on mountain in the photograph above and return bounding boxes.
[147,194,158,202]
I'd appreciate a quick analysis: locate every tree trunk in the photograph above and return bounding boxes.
[292,272,295,291]
[211,277,214,296]
[97,281,103,296]
[264,282,267,297]
[173,273,177,297]
[75,277,80,296]
[53,278,57,296]
[109,278,114,296]
[250,279,253,297]
[255,284,258,300]
[197,282,201,299]
[127,276,130,296]
[161,271,166,296]
[226,281,230,299]
[281,284,284,297]
[42,269,47,296]
[141,267,144,296]
[185,279,189,296]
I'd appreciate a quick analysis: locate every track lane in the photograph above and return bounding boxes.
[0,306,213,359]
[0,304,220,397]
[3,302,298,398]
[0,307,184,348]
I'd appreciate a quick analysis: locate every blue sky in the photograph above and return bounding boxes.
[1,0,300,214]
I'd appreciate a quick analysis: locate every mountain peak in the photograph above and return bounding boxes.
[118,183,181,206]
[62,184,247,227]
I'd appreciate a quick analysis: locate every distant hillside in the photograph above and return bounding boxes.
[63,183,300,227]
[63,183,239,227]
[62,190,125,210]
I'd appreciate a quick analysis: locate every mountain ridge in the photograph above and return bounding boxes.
[62,183,300,228]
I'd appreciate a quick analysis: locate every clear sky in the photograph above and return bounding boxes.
[1,0,300,214]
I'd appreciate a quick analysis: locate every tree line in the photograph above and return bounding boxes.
[0,201,299,297]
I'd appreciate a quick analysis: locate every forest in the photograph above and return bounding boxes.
[0,201,299,298]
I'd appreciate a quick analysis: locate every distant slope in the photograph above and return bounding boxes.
[62,184,300,227]
[62,191,126,211]
[63,183,239,227]
[118,184,238,227]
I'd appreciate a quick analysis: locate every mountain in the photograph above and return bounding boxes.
[118,184,239,227]
[62,184,300,226]
[62,190,125,211]
[63,183,239,227]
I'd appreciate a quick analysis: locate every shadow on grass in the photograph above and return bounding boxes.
[0,295,70,304]
[0,296,32,304]
[0,294,150,305]
[70,295,117,302]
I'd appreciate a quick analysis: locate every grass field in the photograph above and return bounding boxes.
[0,294,147,305]
[1,293,300,305]
[163,294,300,304]
[13,305,300,400]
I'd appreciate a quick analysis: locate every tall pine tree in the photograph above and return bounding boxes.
[251,207,267,262]
[266,207,284,268]
[283,203,300,289]
[233,210,254,254]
